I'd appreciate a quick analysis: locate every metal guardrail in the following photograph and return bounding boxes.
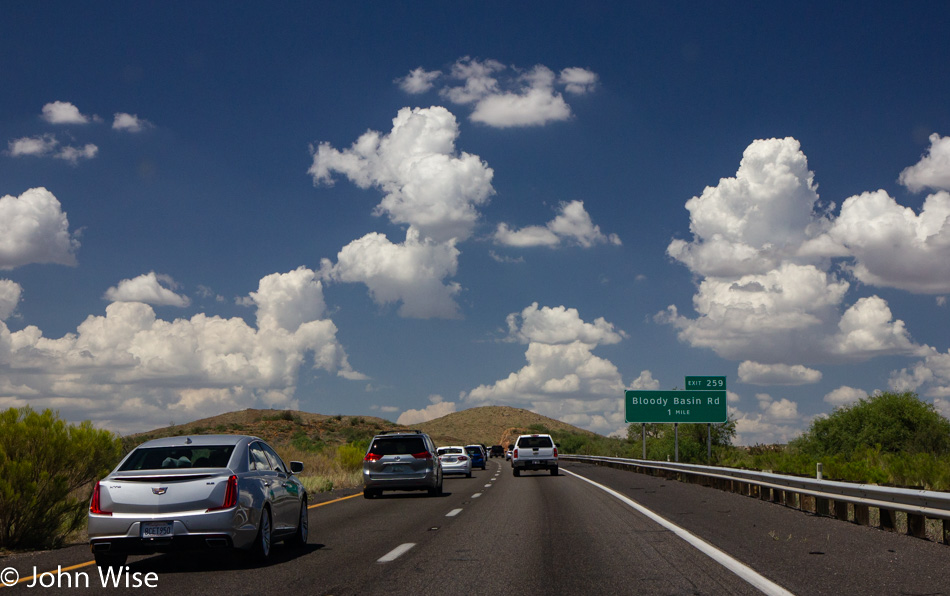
[561,454,950,543]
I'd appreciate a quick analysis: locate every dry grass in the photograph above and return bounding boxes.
[276,443,364,492]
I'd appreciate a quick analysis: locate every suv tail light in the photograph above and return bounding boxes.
[412,451,432,459]
[553,447,558,458]
[364,452,382,461]
[513,448,518,459]
[89,482,111,516]
[207,475,238,512]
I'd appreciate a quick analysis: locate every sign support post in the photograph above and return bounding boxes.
[674,423,679,462]
[641,423,646,459]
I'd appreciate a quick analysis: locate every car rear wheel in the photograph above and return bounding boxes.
[363,488,380,499]
[513,468,520,477]
[428,481,442,496]
[287,498,308,546]
[253,506,273,560]
[550,467,558,476]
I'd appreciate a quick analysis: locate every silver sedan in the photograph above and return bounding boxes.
[87,434,308,568]
[437,446,472,477]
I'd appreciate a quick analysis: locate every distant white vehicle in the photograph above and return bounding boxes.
[511,434,558,476]
[437,446,472,477]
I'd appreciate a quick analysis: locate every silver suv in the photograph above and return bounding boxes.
[362,431,443,498]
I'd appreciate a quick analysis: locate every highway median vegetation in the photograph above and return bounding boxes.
[0,407,122,550]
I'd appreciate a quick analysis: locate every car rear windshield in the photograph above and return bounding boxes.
[368,437,427,456]
[438,447,463,455]
[464,446,480,454]
[517,436,554,449]
[119,446,236,470]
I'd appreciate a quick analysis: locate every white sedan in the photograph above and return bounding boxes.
[437,446,472,478]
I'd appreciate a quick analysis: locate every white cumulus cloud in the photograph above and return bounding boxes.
[396,67,442,94]
[432,57,597,128]
[112,112,153,132]
[320,229,461,319]
[0,280,22,321]
[104,272,191,307]
[41,101,94,124]
[738,361,822,385]
[463,304,626,435]
[0,188,80,269]
[397,395,457,425]
[899,133,950,192]
[494,200,621,248]
[309,106,495,243]
[0,267,363,433]
[660,136,934,370]
[823,386,866,407]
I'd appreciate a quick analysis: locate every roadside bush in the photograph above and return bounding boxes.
[0,407,122,549]
[793,392,950,458]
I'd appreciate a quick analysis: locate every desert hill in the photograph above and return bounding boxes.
[127,405,598,449]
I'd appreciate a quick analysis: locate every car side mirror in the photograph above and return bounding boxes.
[290,461,304,474]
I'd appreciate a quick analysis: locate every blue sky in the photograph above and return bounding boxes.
[2,2,950,443]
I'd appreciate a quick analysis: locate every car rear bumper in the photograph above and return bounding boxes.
[87,508,257,552]
[512,459,558,470]
[363,470,438,491]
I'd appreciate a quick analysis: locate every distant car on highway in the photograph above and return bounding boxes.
[88,434,308,569]
[511,433,558,476]
[490,445,504,458]
[362,430,443,498]
[465,444,487,470]
[506,445,513,460]
[437,446,472,477]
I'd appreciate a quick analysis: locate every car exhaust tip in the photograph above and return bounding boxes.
[205,538,229,548]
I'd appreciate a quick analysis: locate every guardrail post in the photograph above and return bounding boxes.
[944,520,949,544]
[854,504,870,526]
[772,488,784,505]
[816,496,831,517]
[907,513,927,539]
[834,501,850,522]
[880,508,897,531]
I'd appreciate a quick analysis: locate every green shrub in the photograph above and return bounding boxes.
[336,443,366,471]
[0,407,122,549]
[793,392,950,458]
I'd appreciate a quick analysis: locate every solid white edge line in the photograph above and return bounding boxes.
[378,542,416,563]
[446,508,463,517]
[561,469,795,596]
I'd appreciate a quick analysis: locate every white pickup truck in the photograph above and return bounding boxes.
[511,434,558,476]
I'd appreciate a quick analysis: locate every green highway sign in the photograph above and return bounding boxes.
[685,376,726,390]
[625,390,727,423]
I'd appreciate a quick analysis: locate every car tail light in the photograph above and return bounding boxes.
[513,448,518,458]
[553,447,558,458]
[412,451,432,460]
[458,455,467,461]
[207,475,238,512]
[364,452,382,461]
[89,482,111,516]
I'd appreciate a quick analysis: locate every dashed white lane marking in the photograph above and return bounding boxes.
[472,492,482,498]
[484,484,492,487]
[561,469,795,596]
[446,508,463,517]
[378,542,416,563]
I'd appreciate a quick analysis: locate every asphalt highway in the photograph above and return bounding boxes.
[1,459,947,595]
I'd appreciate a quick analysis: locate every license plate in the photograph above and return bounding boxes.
[532,460,541,465]
[387,464,411,473]
[141,521,173,539]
